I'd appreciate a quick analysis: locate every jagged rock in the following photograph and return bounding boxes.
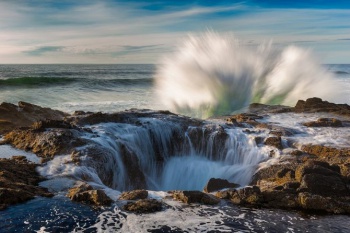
[226,113,263,127]
[301,144,350,157]
[290,150,304,156]
[250,162,299,186]
[123,199,163,213]
[264,137,283,150]
[4,128,86,162]
[294,160,340,182]
[172,191,220,205]
[186,124,228,160]
[0,156,53,210]
[119,145,147,190]
[303,118,343,127]
[0,102,68,134]
[32,119,74,131]
[298,173,348,196]
[340,163,350,182]
[262,190,299,209]
[215,189,237,199]
[294,97,350,116]
[248,103,293,114]
[119,190,148,200]
[203,178,239,193]
[230,186,262,205]
[67,183,112,206]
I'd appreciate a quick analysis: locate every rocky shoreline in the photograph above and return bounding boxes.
[0,98,350,215]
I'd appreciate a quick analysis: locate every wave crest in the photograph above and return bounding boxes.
[155,32,341,118]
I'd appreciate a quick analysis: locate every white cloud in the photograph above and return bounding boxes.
[0,1,349,63]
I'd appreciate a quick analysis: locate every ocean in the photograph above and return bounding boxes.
[1,34,350,232]
[0,63,349,116]
[0,64,161,113]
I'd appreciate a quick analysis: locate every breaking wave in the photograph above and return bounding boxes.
[155,32,342,118]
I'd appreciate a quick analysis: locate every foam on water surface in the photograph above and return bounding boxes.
[0,144,40,163]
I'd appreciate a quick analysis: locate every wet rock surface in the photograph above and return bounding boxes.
[0,156,53,210]
[294,97,350,116]
[172,191,220,205]
[123,199,163,213]
[0,102,67,134]
[303,118,343,127]
[67,182,112,206]
[1,98,350,214]
[119,189,148,200]
[239,157,350,213]
[203,178,239,193]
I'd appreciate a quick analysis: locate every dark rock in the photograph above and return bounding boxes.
[203,178,239,193]
[119,190,148,200]
[230,186,262,205]
[250,162,299,186]
[298,173,348,196]
[226,113,263,127]
[119,145,147,190]
[4,128,86,162]
[295,160,340,182]
[0,102,68,134]
[0,156,53,210]
[283,182,300,191]
[294,97,350,116]
[186,125,228,160]
[172,191,220,205]
[215,189,237,199]
[262,190,299,209]
[301,144,350,157]
[264,137,283,150]
[303,118,343,127]
[340,163,350,181]
[298,192,340,213]
[290,150,304,156]
[123,199,163,213]
[67,183,112,206]
[32,119,74,131]
[248,103,293,114]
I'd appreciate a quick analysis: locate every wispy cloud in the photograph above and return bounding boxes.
[24,46,65,56]
[0,1,349,63]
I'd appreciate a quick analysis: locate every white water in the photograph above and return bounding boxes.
[38,118,269,192]
[155,32,343,118]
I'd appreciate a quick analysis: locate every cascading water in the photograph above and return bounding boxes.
[155,32,342,118]
[39,113,269,192]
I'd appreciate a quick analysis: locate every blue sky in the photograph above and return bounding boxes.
[0,0,349,64]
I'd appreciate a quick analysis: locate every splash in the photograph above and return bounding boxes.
[155,32,341,118]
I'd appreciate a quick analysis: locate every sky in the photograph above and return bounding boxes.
[0,0,349,64]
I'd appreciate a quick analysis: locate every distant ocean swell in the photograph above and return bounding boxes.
[0,76,153,88]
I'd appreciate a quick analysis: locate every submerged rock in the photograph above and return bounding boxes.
[203,178,239,193]
[123,199,163,213]
[67,183,112,206]
[0,156,53,210]
[119,190,148,200]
